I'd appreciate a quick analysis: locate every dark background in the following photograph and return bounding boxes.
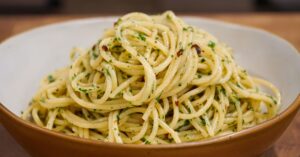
[0,0,299,14]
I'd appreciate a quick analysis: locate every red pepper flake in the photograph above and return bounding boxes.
[176,49,183,57]
[175,101,179,106]
[164,134,168,139]
[192,44,201,55]
[102,45,108,51]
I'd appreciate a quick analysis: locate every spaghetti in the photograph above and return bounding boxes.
[22,11,281,144]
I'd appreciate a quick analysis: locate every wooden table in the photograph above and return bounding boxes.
[0,13,299,157]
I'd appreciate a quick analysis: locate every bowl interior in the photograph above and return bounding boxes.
[0,17,299,116]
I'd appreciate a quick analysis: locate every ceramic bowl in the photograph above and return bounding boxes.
[0,17,299,157]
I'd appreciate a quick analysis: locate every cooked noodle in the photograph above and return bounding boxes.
[22,11,281,144]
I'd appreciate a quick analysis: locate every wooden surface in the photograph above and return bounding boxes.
[0,13,299,157]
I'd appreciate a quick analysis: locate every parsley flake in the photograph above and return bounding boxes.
[208,41,216,50]
[47,75,55,83]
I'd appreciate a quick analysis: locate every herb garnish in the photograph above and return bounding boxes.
[267,96,278,104]
[40,97,46,103]
[200,58,205,63]
[114,18,122,26]
[104,68,111,77]
[200,117,206,125]
[92,52,99,59]
[220,87,226,96]
[85,73,91,78]
[137,33,146,41]
[78,88,88,93]
[47,75,55,83]
[175,120,190,131]
[141,137,151,144]
[208,41,216,50]
[166,14,172,20]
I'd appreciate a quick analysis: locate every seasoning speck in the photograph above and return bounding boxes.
[102,45,108,51]
[192,44,201,55]
[176,49,183,57]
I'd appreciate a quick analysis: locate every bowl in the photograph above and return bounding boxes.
[0,17,299,157]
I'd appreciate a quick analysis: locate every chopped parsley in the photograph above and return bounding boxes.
[40,97,46,103]
[121,75,127,79]
[114,18,122,26]
[90,44,99,59]
[188,26,194,32]
[92,52,99,59]
[79,88,87,93]
[85,73,91,78]
[145,140,151,144]
[175,120,190,131]
[110,45,124,53]
[166,14,172,20]
[156,93,162,102]
[267,96,278,104]
[71,74,77,80]
[183,120,190,126]
[187,107,191,113]
[255,87,259,93]
[236,83,242,89]
[230,95,240,106]
[113,37,121,42]
[117,110,123,122]
[141,137,151,144]
[200,58,205,63]
[104,68,111,77]
[247,105,254,111]
[200,117,206,125]
[208,41,216,50]
[183,26,194,32]
[137,33,146,41]
[197,73,202,78]
[220,87,226,96]
[47,75,55,83]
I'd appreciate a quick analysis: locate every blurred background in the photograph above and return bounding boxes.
[0,0,299,14]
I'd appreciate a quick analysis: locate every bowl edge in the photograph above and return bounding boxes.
[0,94,299,149]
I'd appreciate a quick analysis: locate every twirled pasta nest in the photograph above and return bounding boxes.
[22,11,280,144]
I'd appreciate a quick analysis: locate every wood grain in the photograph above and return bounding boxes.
[0,13,299,157]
